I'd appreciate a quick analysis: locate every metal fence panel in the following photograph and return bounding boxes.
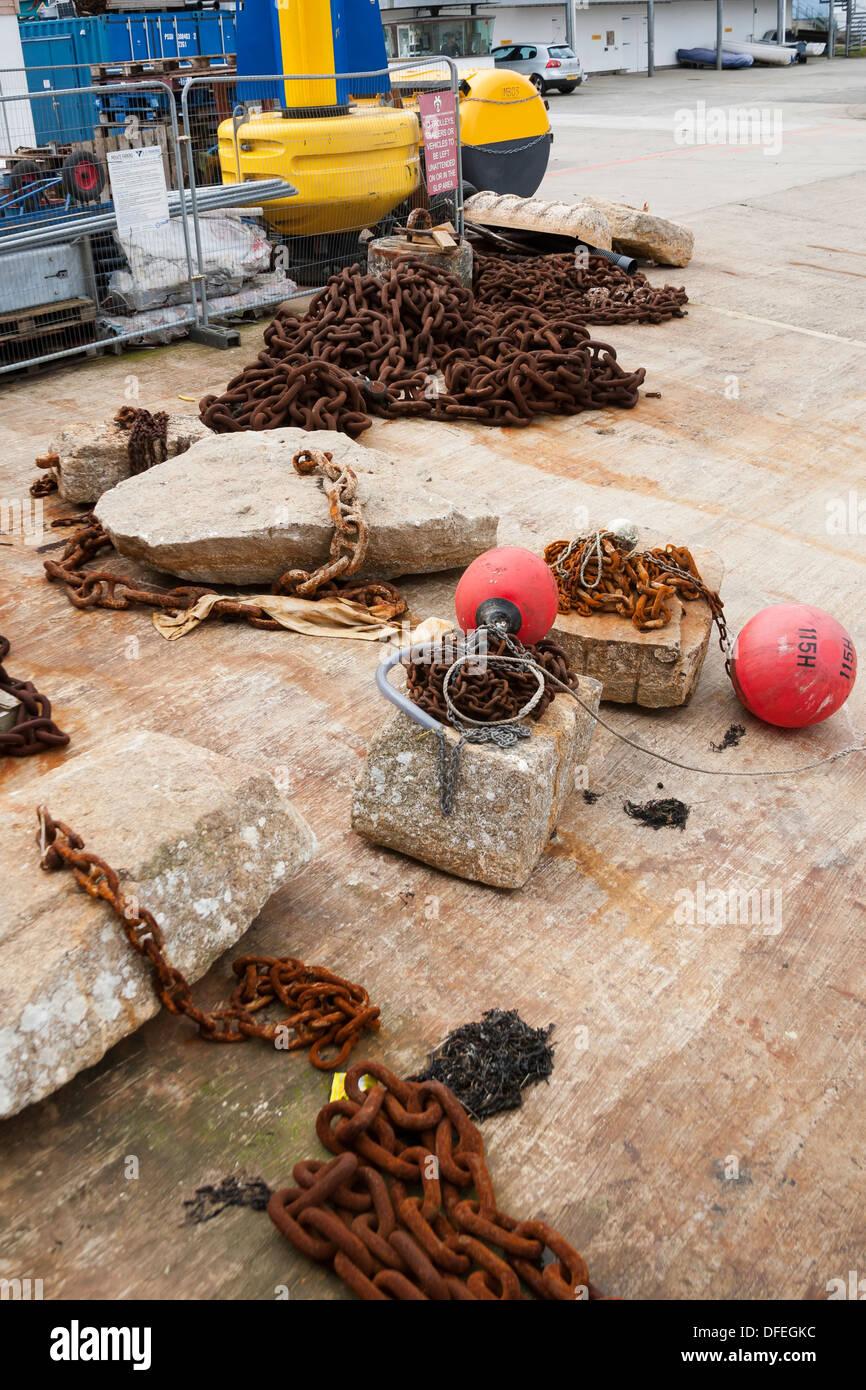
[0,60,463,373]
[0,80,204,374]
[181,60,463,320]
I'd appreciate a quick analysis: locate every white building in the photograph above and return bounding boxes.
[379,1,790,73]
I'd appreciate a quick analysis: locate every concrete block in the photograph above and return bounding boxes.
[351,676,602,889]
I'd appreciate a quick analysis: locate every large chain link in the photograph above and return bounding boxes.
[269,1060,613,1300]
[36,808,380,1069]
[0,635,70,758]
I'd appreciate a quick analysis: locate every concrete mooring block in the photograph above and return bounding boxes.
[351,675,602,889]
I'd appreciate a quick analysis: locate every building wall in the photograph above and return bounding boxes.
[380,2,788,73]
[0,15,35,153]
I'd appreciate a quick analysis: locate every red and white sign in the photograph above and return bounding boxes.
[418,91,459,197]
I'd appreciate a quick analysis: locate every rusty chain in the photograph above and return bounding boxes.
[0,634,70,759]
[114,405,169,475]
[269,1060,613,1300]
[475,250,689,328]
[31,454,60,498]
[405,632,577,728]
[36,807,380,1069]
[273,449,370,597]
[545,531,727,648]
[44,511,406,628]
[199,256,650,440]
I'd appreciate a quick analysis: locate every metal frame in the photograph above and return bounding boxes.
[0,59,464,373]
[179,58,463,326]
[0,79,200,374]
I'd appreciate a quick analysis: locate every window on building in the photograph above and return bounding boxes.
[384,18,494,61]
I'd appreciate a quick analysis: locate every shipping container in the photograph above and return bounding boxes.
[17,10,236,144]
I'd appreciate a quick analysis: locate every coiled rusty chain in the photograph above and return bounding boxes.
[269,1060,614,1300]
[545,531,727,647]
[405,632,577,727]
[44,515,406,627]
[0,635,70,758]
[36,807,380,1069]
[199,256,651,440]
[273,449,370,597]
[114,405,169,475]
[474,250,689,328]
[405,631,580,816]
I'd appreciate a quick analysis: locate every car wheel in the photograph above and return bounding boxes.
[556,82,579,94]
[530,74,548,95]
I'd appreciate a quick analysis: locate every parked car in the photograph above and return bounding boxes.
[491,42,585,94]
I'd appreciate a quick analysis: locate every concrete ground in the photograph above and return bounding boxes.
[0,60,864,1302]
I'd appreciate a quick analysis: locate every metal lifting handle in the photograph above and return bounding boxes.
[376,644,446,733]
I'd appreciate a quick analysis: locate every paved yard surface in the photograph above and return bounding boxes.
[0,61,864,1301]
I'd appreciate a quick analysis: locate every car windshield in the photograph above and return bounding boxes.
[549,46,576,58]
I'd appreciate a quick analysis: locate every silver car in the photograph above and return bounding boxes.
[491,42,585,94]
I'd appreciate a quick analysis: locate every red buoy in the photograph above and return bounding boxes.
[455,546,560,645]
[731,603,857,728]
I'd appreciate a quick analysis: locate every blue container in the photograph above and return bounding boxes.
[18,10,238,142]
[18,19,104,144]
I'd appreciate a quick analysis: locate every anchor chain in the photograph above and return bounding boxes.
[36,807,380,1070]
[268,1060,613,1300]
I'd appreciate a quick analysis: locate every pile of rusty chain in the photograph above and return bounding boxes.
[37,807,380,1069]
[44,514,406,627]
[404,633,578,728]
[269,1060,611,1300]
[545,531,726,637]
[199,256,649,440]
[474,251,689,328]
[0,634,70,758]
[114,405,169,474]
[273,449,370,597]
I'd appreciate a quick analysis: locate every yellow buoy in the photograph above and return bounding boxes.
[217,107,422,238]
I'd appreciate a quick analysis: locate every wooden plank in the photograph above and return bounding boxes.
[430,229,457,250]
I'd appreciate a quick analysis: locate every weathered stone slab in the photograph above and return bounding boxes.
[351,675,602,889]
[464,191,613,250]
[581,196,694,267]
[94,427,499,585]
[48,414,211,504]
[552,546,723,707]
[0,729,316,1118]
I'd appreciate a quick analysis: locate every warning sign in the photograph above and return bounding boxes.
[418,91,459,197]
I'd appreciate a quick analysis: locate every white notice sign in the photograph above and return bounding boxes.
[106,145,170,237]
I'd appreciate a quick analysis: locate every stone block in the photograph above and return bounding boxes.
[0,729,316,1118]
[351,676,601,889]
[552,547,724,707]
